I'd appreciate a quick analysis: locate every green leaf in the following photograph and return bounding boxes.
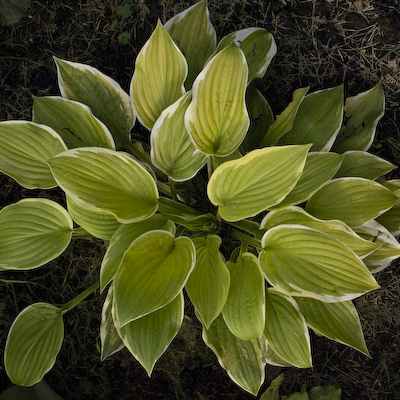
[32,96,116,149]
[0,121,67,189]
[264,346,291,367]
[100,285,124,361]
[376,203,400,236]
[222,253,265,340]
[309,385,341,400]
[278,85,344,151]
[114,230,195,327]
[334,151,396,180]
[164,0,216,88]
[151,92,207,181]
[185,235,230,328]
[47,147,159,224]
[261,87,309,147]
[100,215,175,292]
[305,178,397,227]
[264,289,311,368]
[5,303,64,386]
[207,145,310,222]
[241,83,274,153]
[259,374,283,400]
[202,314,267,395]
[66,196,121,240]
[0,0,30,25]
[185,42,249,156]
[354,220,400,273]
[0,198,73,270]
[54,57,134,147]
[270,152,343,210]
[0,380,65,400]
[215,27,277,82]
[130,20,187,130]
[259,225,380,301]
[296,297,369,356]
[119,291,184,376]
[261,206,378,259]
[333,82,385,153]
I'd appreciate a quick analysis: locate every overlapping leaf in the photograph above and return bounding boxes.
[151,92,207,181]
[114,230,195,327]
[33,96,116,149]
[164,0,216,88]
[47,147,159,223]
[54,57,134,147]
[278,85,343,151]
[0,198,73,270]
[222,253,265,340]
[305,177,396,227]
[185,43,249,156]
[259,225,380,301]
[264,289,311,368]
[5,303,64,386]
[207,145,310,221]
[185,235,230,328]
[0,121,67,189]
[202,314,267,395]
[130,20,187,130]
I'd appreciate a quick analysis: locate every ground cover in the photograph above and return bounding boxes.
[0,0,400,399]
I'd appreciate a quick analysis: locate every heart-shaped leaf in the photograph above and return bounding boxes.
[0,121,67,189]
[114,230,195,327]
[207,145,310,222]
[0,199,73,270]
[47,147,159,224]
[5,303,64,386]
[185,235,230,328]
[259,225,380,301]
[185,43,249,156]
[130,20,187,130]
[33,96,115,149]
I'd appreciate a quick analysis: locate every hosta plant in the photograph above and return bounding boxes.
[1,0,400,395]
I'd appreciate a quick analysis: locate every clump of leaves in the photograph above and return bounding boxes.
[1,0,400,395]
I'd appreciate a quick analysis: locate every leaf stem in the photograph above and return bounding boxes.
[60,282,100,315]
[231,228,262,249]
[169,177,177,201]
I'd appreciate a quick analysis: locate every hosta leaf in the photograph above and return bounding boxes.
[263,346,291,367]
[259,225,380,301]
[309,385,341,400]
[54,57,134,147]
[33,96,115,150]
[354,220,400,273]
[261,87,309,147]
[259,374,283,400]
[100,216,175,292]
[215,27,277,82]
[5,303,64,386]
[207,145,310,222]
[151,92,207,181]
[261,206,378,259]
[222,253,265,340]
[100,285,124,361]
[376,204,400,236]
[305,177,397,227]
[66,196,121,240]
[264,289,311,368]
[241,83,274,154]
[270,152,343,210]
[296,297,369,356]
[202,314,267,395]
[333,82,385,153]
[47,147,159,224]
[0,121,67,189]
[0,198,73,270]
[278,85,343,151]
[185,235,230,328]
[119,291,184,376]
[114,230,195,327]
[130,20,187,130]
[0,0,30,25]
[185,43,249,156]
[164,0,216,88]
[334,151,396,180]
